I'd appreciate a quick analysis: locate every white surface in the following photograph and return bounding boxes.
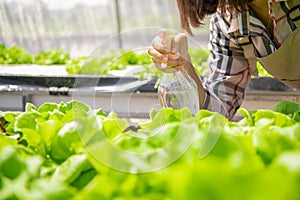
[0,65,68,76]
[0,64,144,77]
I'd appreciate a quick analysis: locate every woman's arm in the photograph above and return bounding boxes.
[148,11,252,120]
[182,57,206,109]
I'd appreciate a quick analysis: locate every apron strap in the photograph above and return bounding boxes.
[287,5,300,22]
[237,36,258,76]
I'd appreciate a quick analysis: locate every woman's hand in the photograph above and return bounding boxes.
[148,29,206,109]
[148,29,192,73]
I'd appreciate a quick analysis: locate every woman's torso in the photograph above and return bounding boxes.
[222,0,299,58]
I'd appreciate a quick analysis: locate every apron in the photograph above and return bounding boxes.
[238,6,300,89]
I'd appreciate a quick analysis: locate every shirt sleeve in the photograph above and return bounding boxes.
[201,12,252,120]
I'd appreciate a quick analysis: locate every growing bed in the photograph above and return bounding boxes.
[1,47,300,200]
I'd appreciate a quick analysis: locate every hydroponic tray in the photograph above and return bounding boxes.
[1,72,300,118]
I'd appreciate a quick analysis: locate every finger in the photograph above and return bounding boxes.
[149,45,180,63]
[148,47,168,63]
[152,57,183,72]
[151,53,183,67]
[167,59,184,67]
[157,29,167,37]
[151,36,170,54]
[152,29,176,54]
[152,57,178,73]
[149,49,184,67]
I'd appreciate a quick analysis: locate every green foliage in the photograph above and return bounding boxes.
[1,99,300,199]
[75,50,155,76]
[0,146,76,200]
[189,47,210,76]
[65,56,87,74]
[273,100,300,122]
[66,48,273,79]
[0,44,273,80]
[0,44,33,64]
[257,61,272,77]
[0,44,69,65]
[33,49,70,65]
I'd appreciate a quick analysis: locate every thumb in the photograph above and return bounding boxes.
[171,33,188,54]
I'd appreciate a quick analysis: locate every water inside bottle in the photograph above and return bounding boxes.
[158,81,199,115]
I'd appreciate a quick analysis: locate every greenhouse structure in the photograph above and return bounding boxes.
[0,0,300,200]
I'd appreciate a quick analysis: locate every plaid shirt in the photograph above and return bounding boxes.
[202,0,300,120]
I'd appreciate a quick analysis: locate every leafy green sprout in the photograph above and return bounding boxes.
[0,44,272,78]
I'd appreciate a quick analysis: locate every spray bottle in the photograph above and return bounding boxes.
[157,30,199,114]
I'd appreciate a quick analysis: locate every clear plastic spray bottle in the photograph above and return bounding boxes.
[156,30,199,114]
[158,66,199,114]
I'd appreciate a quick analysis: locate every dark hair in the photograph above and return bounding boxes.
[176,0,254,35]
